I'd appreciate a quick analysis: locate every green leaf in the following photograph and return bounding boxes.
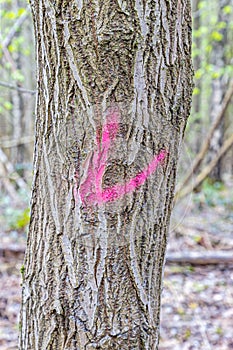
[18,8,26,16]
[223,5,232,15]
[194,69,203,79]
[23,47,31,56]
[20,265,25,275]
[3,101,13,110]
[184,328,191,340]
[193,26,208,38]
[198,1,205,10]
[17,208,30,229]
[12,208,30,230]
[216,21,227,30]
[193,87,200,95]
[8,43,16,53]
[12,70,25,82]
[5,11,16,20]
[205,44,212,54]
[211,71,221,79]
[211,31,223,41]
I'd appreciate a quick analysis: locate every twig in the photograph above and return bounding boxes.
[0,81,36,95]
[1,45,17,71]
[2,10,29,48]
[177,80,233,193]
[176,133,233,199]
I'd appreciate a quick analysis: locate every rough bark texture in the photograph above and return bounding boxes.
[20,1,193,349]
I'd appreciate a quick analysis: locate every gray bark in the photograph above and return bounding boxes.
[20,1,193,349]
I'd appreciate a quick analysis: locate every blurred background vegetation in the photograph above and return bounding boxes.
[0,1,233,348]
[0,0,34,234]
[0,0,232,233]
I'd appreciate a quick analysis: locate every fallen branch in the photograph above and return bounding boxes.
[166,250,233,265]
[177,80,233,193]
[176,132,233,200]
[1,245,233,266]
[0,244,25,259]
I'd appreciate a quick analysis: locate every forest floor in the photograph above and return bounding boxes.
[0,178,232,350]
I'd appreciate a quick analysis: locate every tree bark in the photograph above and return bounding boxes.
[20,1,193,349]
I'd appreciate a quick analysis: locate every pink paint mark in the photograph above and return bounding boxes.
[78,109,167,206]
[100,150,167,203]
[94,110,119,200]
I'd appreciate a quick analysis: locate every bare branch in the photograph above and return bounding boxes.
[2,10,29,48]
[177,80,233,192]
[1,45,17,70]
[0,81,36,95]
[1,245,233,266]
[176,132,233,199]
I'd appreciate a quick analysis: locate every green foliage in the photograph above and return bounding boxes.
[0,191,30,232]
[223,5,232,15]
[20,264,25,275]
[192,1,233,85]
[193,281,209,293]
[202,179,222,206]
[187,0,233,168]
[215,326,223,335]
[193,87,200,95]
[211,31,223,42]
[183,328,191,340]
[12,69,25,82]
[198,178,229,207]
[5,206,30,230]
[3,100,13,110]
[0,0,33,112]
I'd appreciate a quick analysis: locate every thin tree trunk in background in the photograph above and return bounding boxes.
[21,6,36,169]
[11,88,25,165]
[20,1,193,349]
[192,0,202,153]
[208,0,230,181]
[11,0,26,170]
[1,0,34,180]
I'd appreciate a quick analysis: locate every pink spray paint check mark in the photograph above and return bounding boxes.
[79,109,167,206]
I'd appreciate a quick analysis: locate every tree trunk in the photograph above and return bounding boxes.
[20,1,193,349]
[208,0,231,181]
[191,0,202,153]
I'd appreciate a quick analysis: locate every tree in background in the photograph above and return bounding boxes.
[0,0,35,202]
[0,0,35,164]
[208,0,232,180]
[19,1,193,349]
[177,0,233,198]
